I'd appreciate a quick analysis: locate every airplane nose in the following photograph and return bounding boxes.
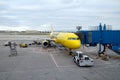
[64,39,81,49]
[73,40,81,49]
[76,42,81,48]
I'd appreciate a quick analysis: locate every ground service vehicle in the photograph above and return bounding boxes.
[73,51,94,67]
[19,43,28,48]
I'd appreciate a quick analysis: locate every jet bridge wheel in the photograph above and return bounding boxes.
[98,44,106,56]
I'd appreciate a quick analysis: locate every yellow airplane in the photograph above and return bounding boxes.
[42,27,82,55]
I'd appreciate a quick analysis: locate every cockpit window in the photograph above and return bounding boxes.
[68,38,79,40]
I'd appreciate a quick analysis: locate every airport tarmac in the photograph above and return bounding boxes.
[0,35,120,80]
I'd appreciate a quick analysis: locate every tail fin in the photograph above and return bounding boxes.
[50,25,54,39]
[51,24,54,33]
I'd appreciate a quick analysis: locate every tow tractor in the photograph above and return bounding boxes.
[73,51,94,67]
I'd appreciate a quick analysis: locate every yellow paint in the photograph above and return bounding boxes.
[50,32,81,49]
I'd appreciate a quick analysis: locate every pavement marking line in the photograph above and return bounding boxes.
[32,48,38,54]
[32,48,44,55]
[50,52,59,68]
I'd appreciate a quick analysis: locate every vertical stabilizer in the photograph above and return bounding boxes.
[51,24,54,33]
[50,25,54,39]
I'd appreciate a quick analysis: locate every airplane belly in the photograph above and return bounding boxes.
[63,40,81,49]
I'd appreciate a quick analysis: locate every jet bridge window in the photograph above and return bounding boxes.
[68,38,79,40]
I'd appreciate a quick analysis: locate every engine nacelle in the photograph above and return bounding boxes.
[42,40,50,48]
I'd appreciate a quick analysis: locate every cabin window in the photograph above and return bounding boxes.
[68,38,79,40]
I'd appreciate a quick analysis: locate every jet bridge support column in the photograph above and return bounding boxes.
[98,44,106,56]
[98,24,106,56]
[98,23,103,55]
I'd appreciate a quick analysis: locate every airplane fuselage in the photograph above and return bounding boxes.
[50,32,81,49]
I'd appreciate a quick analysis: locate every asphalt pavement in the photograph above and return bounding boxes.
[0,35,120,80]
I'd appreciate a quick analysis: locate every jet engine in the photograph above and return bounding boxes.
[42,40,50,48]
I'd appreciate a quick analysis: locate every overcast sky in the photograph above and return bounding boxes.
[0,0,120,31]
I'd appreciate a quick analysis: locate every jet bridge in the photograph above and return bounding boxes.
[76,23,120,55]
